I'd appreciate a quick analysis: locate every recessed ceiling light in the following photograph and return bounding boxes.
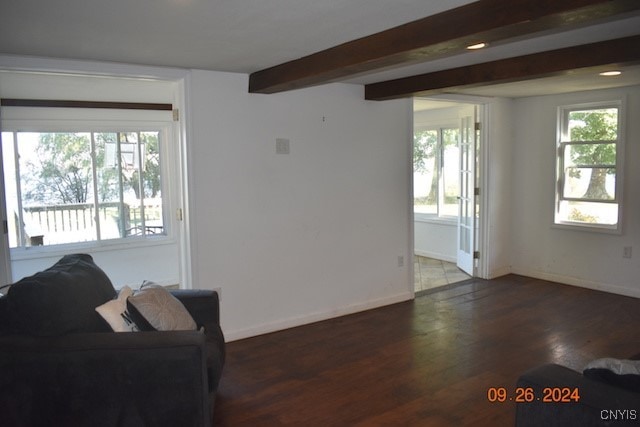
[599,70,622,77]
[467,42,487,50]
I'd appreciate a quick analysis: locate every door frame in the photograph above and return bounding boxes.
[410,94,492,295]
[475,102,490,280]
[0,125,11,287]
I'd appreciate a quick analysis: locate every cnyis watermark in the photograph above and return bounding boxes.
[600,409,637,421]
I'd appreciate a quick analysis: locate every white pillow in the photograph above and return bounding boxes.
[95,286,139,332]
[584,358,640,375]
[128,283,197,331]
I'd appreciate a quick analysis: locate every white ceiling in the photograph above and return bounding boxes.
[1,0,639,98]
[0,0,474,73]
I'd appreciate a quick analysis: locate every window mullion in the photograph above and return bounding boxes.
[568,164,616,169]
[557,142,565,208]
[562,197,618,204]
[116,133,126,238]
[563,139,616,145]
[89,132,101,241]
[137,131,145,236]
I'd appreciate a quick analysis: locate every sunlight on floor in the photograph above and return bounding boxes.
[414,255,470,292]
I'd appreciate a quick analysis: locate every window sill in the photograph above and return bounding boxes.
[9,235,177,262]
[552,222,621,235]
[414,214,457,226]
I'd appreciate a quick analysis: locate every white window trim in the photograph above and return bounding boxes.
[414,122,459,223]
[414,214,457,226]
[0,58,192,290]
[1,108,180,257]
[553,99,625,234]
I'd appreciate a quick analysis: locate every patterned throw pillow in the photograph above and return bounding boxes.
[127,283,197,331]
[95,286,139,332]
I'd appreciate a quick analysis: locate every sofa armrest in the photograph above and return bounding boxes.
[515,364,640,427]
[170,289,226,391]
[170,289,221,326]
[0,331,210,427]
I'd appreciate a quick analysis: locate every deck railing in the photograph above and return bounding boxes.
[19,201,163,246]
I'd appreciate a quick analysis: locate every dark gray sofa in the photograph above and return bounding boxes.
[0,254,225,427]
[515,360,640,427]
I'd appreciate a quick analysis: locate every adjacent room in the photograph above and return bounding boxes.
[1,1,639,426]
[413,99,477,293]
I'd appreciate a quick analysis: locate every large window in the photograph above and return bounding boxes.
[555,101,623,231]
[414,126,460,218]
[2,110,174,250]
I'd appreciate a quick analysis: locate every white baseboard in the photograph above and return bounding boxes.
[512,268,640,299]
[414,250,456,263]
[223,290,414,342]
[486,265,512,280]
[223,271,639,342]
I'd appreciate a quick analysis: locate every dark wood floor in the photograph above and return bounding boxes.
[213,275,640,426]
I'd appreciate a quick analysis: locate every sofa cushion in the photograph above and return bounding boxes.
[583,358,640,393]
[127,283,197,331]
[95,286,139,332]
[126,301,156,331]
[2,254,117,336]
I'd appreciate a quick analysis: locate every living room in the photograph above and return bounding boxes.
[1,1,639,425]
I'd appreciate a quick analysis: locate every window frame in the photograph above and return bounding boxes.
[1,107,179,260]
[413,122,460,224]
[554,100,625,233]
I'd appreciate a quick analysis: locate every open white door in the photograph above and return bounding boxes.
[456,113,476,276]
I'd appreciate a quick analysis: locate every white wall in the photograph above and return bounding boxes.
[0,57,414,341]
[187,70,413,340]
[482,98,514,278]
[510,86,640,297]
[414,220,456,261]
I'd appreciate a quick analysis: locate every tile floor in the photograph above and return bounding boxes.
[414,255,471,293]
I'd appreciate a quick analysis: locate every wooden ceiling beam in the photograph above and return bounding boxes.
[363,35,640,100]
[248,0,640,94]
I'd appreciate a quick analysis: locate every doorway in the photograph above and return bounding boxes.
[413,98,480,292]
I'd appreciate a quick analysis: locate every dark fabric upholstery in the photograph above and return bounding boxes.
[127,289,226,392]
[204,323,226,392]
[0,254,225,426]
[1,254,116,336]
[171,290,226,392]
[0,331,209,427]
[584,367,640,393]
[515,364,640,427]
[0,295,8,335]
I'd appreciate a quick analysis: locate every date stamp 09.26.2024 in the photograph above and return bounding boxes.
[487,387,638,422]
[487,386,580,403]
